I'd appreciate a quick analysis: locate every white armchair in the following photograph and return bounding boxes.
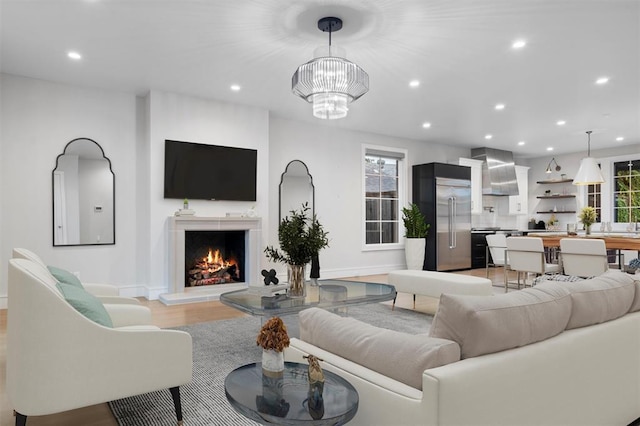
[7,258,193,426]
[12,247,140,305]
[485,233,508,278]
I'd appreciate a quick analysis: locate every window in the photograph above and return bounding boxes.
[586,183,602,223]
[613,160,640,223]
[363,146,406,248]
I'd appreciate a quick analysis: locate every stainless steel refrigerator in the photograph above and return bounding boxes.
[413,163,472,271]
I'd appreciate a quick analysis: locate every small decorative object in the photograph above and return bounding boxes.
[402,203,430,270]
[304,354,325,420]
[261,269,279,286]
[257,317,290,376]
[547,214,558,231]
[579,206,597,235]
[183,198,189,210]
[264,203,329,298]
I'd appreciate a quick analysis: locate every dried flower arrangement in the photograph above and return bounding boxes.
[256,316,290,352]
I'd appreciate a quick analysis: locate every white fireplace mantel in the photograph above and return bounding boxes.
[160,216,262,305]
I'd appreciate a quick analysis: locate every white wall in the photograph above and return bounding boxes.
[0,73,139,305]
[268,116,468,278]
[141,90,270,298]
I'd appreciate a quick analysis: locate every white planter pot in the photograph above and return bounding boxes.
[404,238,426,270]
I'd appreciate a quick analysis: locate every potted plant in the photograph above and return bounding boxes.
[264,203,329,297]
[402,203,430,270]
[579,206,597,235]
[256,316,290,376]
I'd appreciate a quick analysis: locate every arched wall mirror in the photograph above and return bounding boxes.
[279,160,314,221]
[52,138,115,246]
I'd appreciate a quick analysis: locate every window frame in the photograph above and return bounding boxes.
[581,153,640,225]
[361,144,408,251]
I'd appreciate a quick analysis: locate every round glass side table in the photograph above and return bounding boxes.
[225,361,359,425]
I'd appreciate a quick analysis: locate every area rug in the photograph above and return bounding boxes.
[108,303,433,426]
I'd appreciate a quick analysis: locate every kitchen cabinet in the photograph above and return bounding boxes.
[459,158,483,214]
[509,165,529,215]
[471,232,492,269]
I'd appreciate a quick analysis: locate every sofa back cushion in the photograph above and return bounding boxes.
[559,270,636,328]
[631,277,640,313]
[299,307,460,390]
[429,282,571,358]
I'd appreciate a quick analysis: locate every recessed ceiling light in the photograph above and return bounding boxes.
[556,120,566,126]
[595,77,609,85]
[547,147,554,151]
[484,134,493,140]
[494,103,505,110]
[409,80,420,88]
[616,136,624,141]
[518,141,525,146]
[67,51,82,60]
[230,84,241,91]
[422,122,431,129]
[512,39,527,49]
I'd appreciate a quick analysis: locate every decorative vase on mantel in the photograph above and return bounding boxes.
[585,225,591,235]
[287,264,306,298]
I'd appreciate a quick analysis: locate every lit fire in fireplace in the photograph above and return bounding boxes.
[187,248,239,286]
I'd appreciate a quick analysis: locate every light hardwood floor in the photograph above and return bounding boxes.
[0,268,506,425]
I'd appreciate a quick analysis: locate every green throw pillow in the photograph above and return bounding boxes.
[56,282,113,327]
[48,265,83,288]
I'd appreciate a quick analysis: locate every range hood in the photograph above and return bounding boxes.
[470,147,519,196]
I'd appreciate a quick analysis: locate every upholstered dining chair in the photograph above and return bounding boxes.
[559,238,609,277]
[505,236,561,292]
[7,258,193,426]
[485,234,508,278]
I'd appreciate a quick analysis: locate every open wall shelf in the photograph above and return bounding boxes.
[537,179,573,184]
[537,195,575,199]
[537,210,576,214]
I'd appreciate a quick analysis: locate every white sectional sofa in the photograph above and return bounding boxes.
[285,270,640,426]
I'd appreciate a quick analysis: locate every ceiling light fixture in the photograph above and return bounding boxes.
[484,134,493,140]
[616,136,624,141]
[422,122,431,129]
[595,77,609,85]
[547,147,554,151]
[545,157,561,174]
[573,130,605,186]
[494,103,505,110]
[518,141,526,146]
[409,80,420,88]
[67,51,82,60]
[292,17,369,120]
[230,84,241,91]
[512,39,527,49]
[556,120,566,126]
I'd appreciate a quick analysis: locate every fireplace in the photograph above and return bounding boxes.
[185,230,245,286]
[162,216,262,305]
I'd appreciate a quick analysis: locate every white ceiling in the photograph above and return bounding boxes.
[1,0,638,158]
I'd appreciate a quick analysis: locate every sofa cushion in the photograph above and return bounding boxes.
[299,308,460,390]
[48,265,83,288]
[429,282,571,358]
[56,282,113,327]
[631,276,640,313]
[558,270,636,328]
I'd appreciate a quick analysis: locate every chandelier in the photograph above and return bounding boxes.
[292,17,369,120]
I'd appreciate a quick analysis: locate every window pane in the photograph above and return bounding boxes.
[380,176,398,198]
[381,199,397,220]
[366,199,380,220]
[365,175,380,197]
[365,156,381,175]
[381,160,397,177]
[381,222,398,244]
[366,222,380,244]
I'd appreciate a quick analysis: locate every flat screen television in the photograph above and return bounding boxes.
[164,140,257,201]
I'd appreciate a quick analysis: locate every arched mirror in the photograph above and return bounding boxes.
[279,160,314,221]
[52,138,115,246]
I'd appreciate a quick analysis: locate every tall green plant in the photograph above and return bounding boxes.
[264,203,329,266]
[402,203,430,238]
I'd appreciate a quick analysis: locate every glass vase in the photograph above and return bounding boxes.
[585,225,591,235]
[287,264,306,298]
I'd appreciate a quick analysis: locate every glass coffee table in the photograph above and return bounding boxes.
[220,279,395,317]
[225,362,359,425]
